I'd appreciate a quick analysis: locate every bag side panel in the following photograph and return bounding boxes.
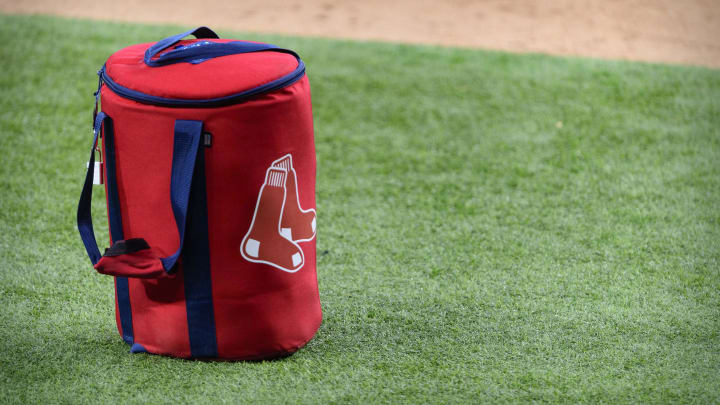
[205,76,322,359]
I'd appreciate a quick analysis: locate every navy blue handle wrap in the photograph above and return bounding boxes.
[144,26,219,65]
[77,116,205,273]
[144,26,287,67]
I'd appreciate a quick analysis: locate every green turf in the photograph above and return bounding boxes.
[0,13,718,404]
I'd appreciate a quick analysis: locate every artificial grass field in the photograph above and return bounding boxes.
[0,14,719,404]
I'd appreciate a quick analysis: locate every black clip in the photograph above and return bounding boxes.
[103,238,151,257]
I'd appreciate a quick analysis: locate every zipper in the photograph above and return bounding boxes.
[97,57,305,108]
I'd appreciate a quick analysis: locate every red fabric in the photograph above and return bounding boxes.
[94,247,168,279]
[101,52,321,359]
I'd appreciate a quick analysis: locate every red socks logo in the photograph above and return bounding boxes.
[240,154,316,272]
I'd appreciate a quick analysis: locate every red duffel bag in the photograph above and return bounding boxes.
[77,27,322,360]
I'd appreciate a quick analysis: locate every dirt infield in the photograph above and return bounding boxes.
[1,0,719,68]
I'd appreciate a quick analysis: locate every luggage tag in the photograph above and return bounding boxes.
[86,141,104,185]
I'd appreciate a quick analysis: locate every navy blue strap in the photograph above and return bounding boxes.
[77,116,205,274]
[144,26,289,67]
[160,120,203,270]
[77,112,108,265]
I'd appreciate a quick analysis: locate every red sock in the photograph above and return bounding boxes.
[241,167,304,272]
[271,155,317,242]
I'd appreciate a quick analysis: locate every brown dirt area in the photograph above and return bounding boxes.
[2,0,719,68]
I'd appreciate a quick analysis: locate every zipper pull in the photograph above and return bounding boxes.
[90,104,104,186]
[87,149,104,185]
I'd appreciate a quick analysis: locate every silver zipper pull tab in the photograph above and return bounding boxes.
[87,131,104,185]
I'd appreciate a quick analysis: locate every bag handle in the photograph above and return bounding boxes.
[77,112,107,265]
[144,26,291,67]
[159,120,204,270]
[143,26,219,65]
[77,113,204,277]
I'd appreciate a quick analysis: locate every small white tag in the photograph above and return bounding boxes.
[87,161,103,185]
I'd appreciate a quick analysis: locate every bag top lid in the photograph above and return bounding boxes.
[102,27,304,104]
